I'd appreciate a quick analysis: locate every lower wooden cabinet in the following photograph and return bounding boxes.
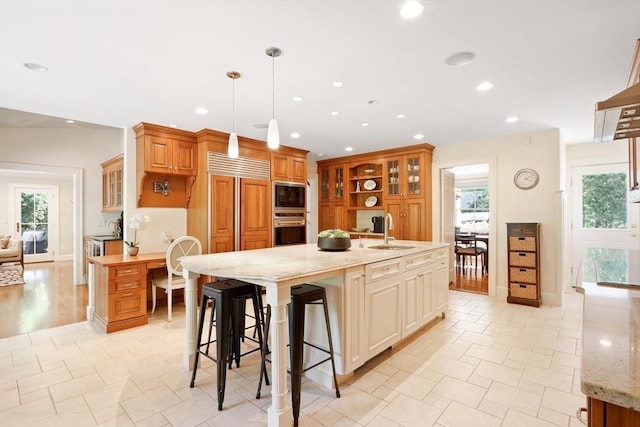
[587,397,640,426]
[93,258,152,333]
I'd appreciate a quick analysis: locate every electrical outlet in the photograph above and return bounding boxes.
[161,230,170,243]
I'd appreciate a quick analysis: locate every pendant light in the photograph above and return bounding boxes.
[227,71,240,158]
[265,47,281,149]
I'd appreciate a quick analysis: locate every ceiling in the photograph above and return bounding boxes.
[1,1,639,161]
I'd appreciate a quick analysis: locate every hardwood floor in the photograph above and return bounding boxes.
[449,264,489,294]
[0,261,87,339]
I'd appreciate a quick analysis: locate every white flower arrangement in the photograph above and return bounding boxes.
[125,214,151,248]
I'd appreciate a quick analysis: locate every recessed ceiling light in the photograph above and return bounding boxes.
[253,123,269,129]
[23,62,48,72]
[290,132,301,138]
[345,146,353,152]
[476,81,494,91]
[332,81,343,87]
[195,107,208,115]
[506,116,519,123]
[169,124,178,128]
[368,99,379,105]
[400,1,424,18]
[317,153,325,157]
[361,123,369,127]
[66,119,75,124]
[293,96,304,102]
[330,111,340,116]
[396,114,405,119]
[445,51,476,66]
[414,134,424,140]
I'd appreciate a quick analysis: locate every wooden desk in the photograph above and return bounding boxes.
[87,252,166,333]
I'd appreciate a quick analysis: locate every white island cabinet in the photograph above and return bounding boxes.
[180,239,449,427]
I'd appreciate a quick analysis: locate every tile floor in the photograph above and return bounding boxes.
[0,290,587,426]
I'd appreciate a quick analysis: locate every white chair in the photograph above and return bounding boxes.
[151,236,202,322]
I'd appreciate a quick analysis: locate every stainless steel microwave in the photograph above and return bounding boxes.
[273,182,306,210]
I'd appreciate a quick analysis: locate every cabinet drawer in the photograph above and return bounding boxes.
[509,236,536,252]
[111,264,146,279]
[510,267,537,283]
[509,251,536,268]
[110,276,145,293]
[365,258,403,282]
[509,283,537,299]
[108,289,146,322]
[146,260,167,270]
[404,252,433,271]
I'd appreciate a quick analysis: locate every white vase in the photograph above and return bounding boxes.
[126,246,139,256]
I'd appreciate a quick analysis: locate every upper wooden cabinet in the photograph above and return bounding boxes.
[317,144,433,240]
[133,122,198,208]
[101,154,123,212]
[142,134,197,176]
[271,152,307,183]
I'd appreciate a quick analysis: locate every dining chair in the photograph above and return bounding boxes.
[151,235,202,322]
[455,234,486,275]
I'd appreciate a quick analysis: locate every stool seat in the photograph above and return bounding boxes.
[189,279,267,411]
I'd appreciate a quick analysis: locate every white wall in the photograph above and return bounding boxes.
[433,129,564,306]
[0,127,124,236]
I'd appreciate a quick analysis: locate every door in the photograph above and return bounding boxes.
[11,184,58,263]
[571,163,640,284]
[210,175,234,253]
[441,169,456,284]
[240,178,271,250]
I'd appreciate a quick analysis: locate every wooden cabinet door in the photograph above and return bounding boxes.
[145,135,173,173]
[271,153,290,181]
[290,157,307,183]
[404,198,425,240]
[210,175,235,253]
[319,201,345,231]
[333,202,346,231]
[240,178,271,250]
[402,271,420,338]
[386,201,402,239]
[364,275,402,359]
[173,140,197,175]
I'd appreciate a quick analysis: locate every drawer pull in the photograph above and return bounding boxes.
[122,292,134,297]
[121,269,134,274]
[517,237,525,240]
[519,284,527,289]
[518,253,526,256]
[382,267,390,272]
[519,268,527,272]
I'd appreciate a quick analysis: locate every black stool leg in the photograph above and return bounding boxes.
[321,295,340,398]
[190,293,209,388]
[216,292,231,411]
[289,298,305,427]
[256,304,271,399]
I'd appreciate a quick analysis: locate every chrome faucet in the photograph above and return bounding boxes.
[384,213,394,245]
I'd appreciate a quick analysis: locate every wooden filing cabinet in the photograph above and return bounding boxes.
[507,222,541,307]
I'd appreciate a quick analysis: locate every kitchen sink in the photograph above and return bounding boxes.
[368,244,415,250]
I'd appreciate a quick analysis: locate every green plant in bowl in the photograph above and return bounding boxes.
[317,229,351,251]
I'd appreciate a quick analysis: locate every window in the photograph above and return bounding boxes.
[582,172,627,229]
[456,187,489,232]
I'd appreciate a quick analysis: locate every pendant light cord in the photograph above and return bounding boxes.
[271,54,275,119]
[232,77,235,132]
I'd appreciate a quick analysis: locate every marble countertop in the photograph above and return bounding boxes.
[576,248,640,410]
[180,239,449,284]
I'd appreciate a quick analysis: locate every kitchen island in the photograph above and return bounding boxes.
[575,248,640,426]
[180,239,449,427]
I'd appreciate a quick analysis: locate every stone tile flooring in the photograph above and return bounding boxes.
[0,290,586,426]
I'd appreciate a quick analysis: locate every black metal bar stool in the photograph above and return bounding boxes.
[256,283,340,427]
[189,279,268,411]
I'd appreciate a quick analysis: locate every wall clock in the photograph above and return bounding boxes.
[514,168,539,190]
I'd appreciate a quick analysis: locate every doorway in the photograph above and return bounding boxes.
[10,184,58,263]
[570,162,640,285]
[445,163,490,294]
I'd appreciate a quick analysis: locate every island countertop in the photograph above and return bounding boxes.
[575,248,640,411]
[179,239,449,283]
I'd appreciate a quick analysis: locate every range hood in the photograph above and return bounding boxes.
[594,82,640,143]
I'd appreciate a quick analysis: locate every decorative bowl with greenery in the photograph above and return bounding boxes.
[317,229,351,251]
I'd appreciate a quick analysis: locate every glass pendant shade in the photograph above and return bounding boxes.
[267,118,280,149]
[228,132,239,158]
